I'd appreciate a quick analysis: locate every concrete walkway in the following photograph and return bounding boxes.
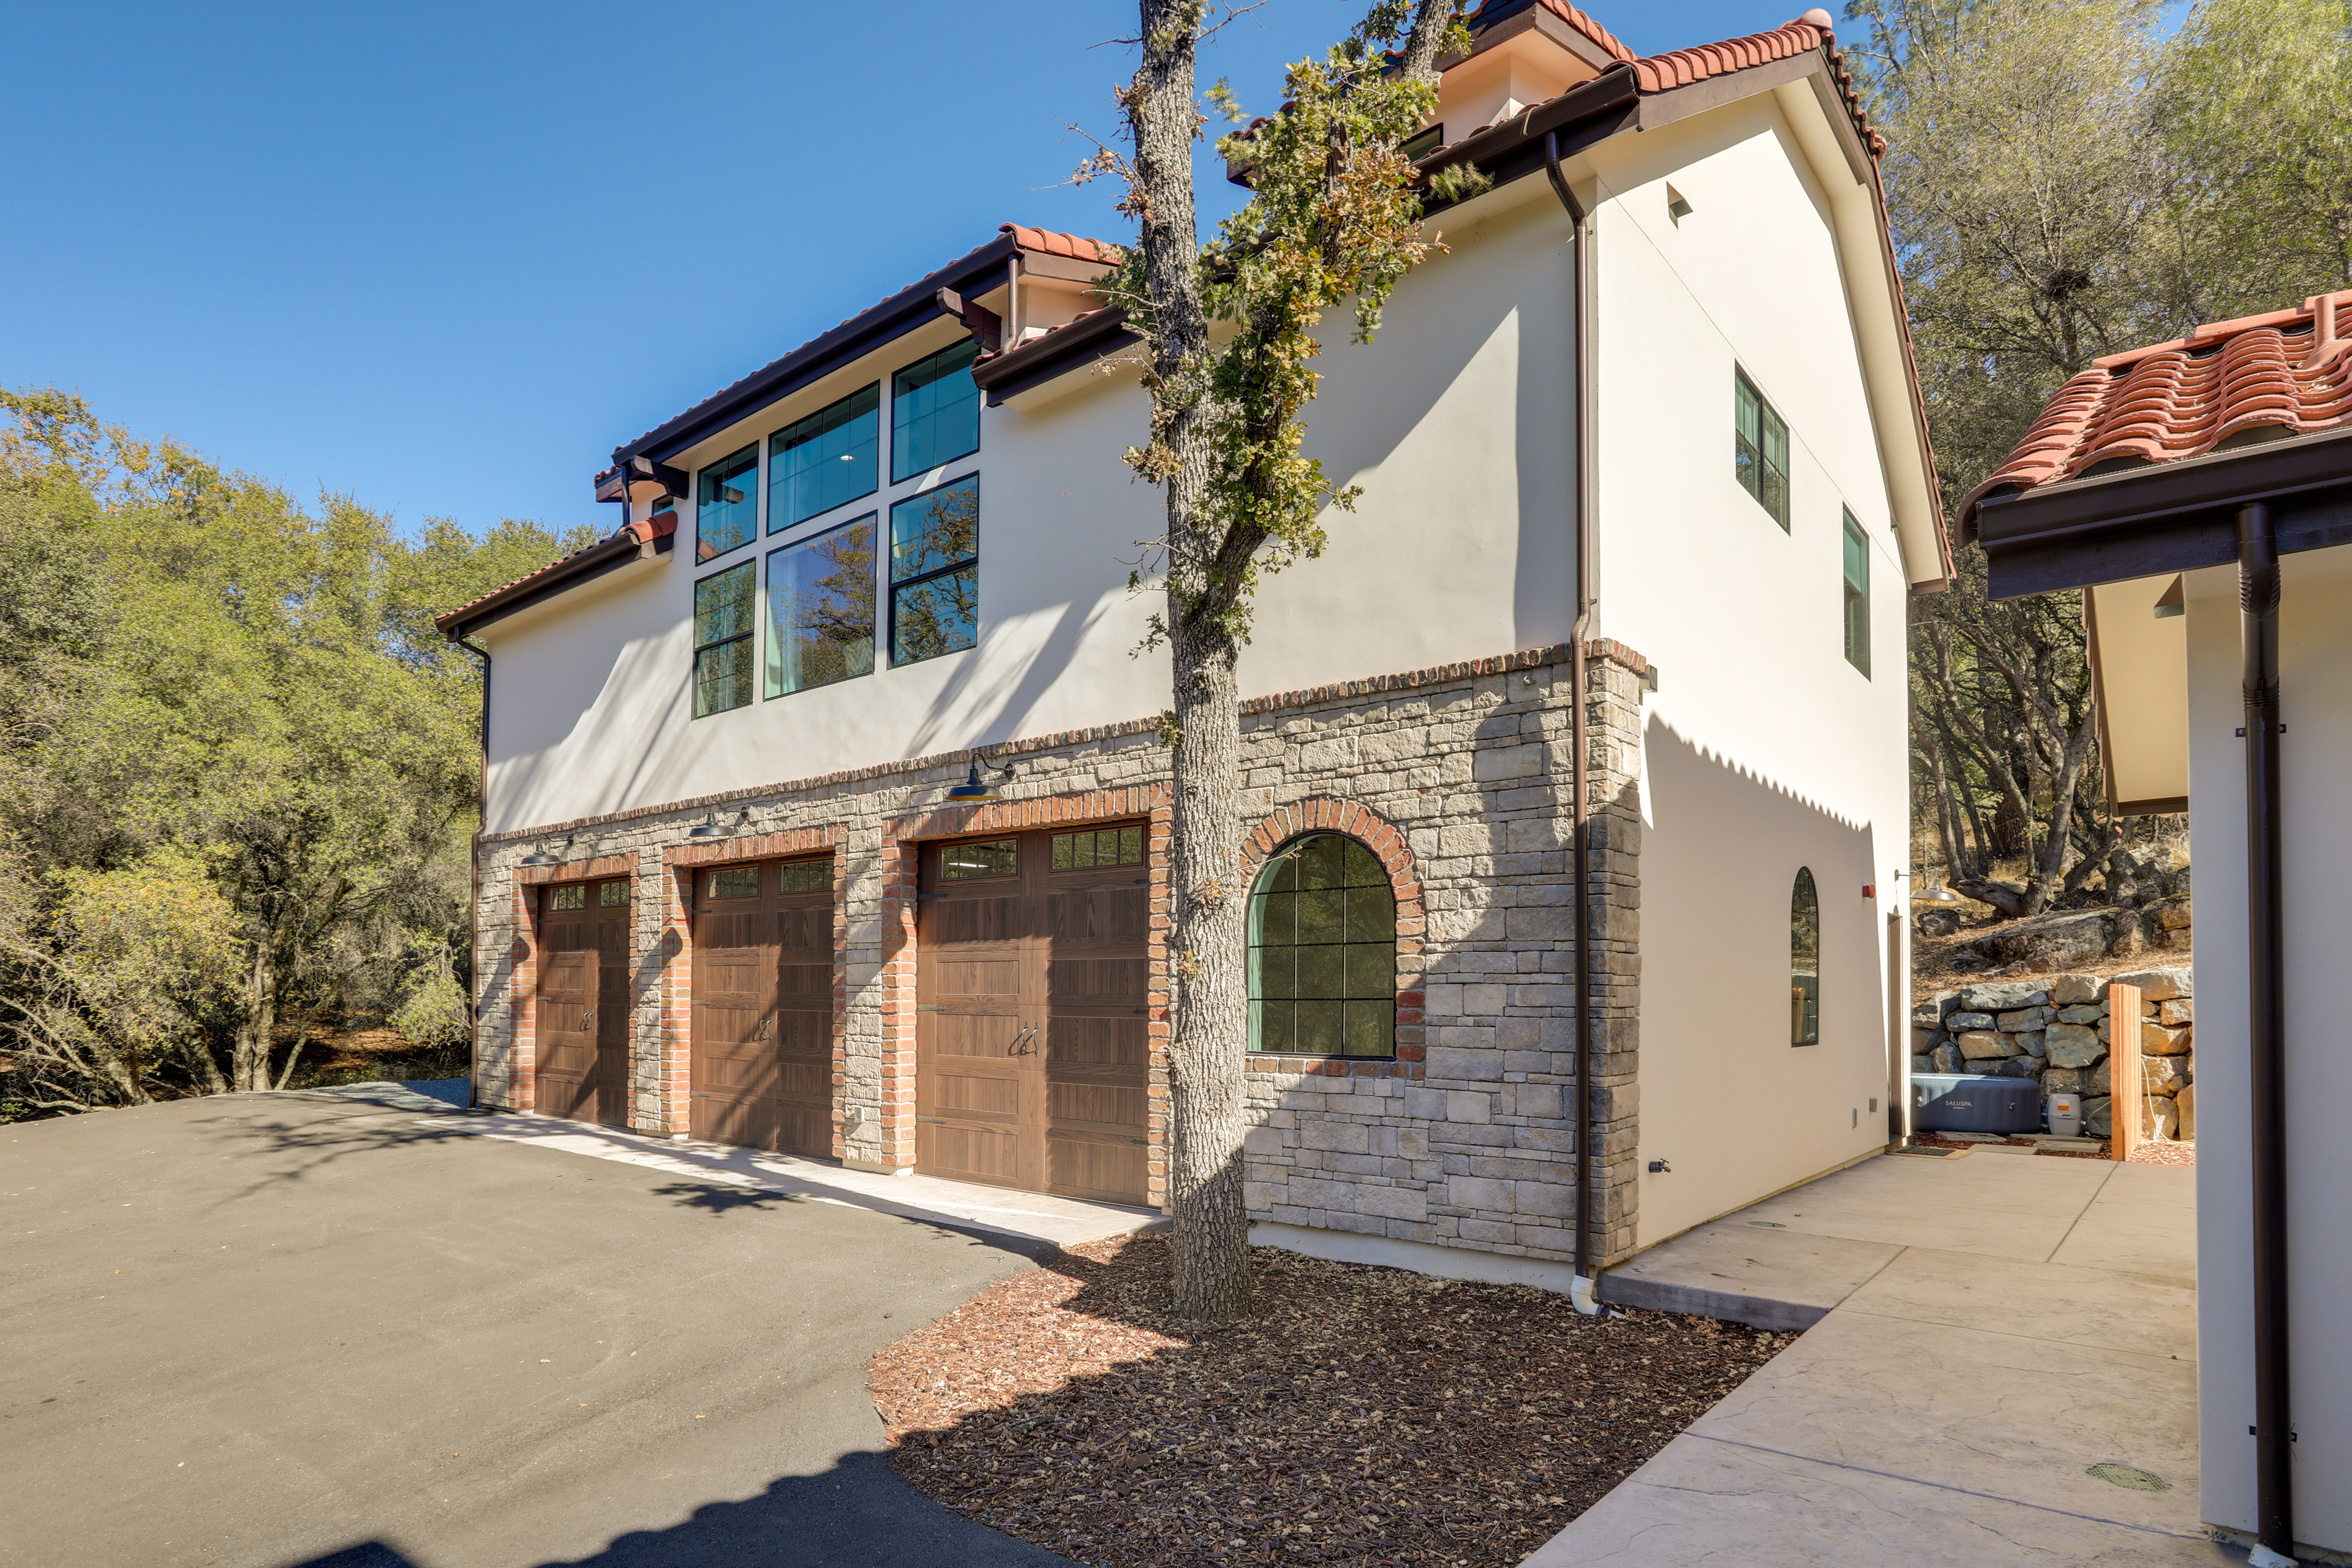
[1525,1149,2233,1566]
[320,1082,1161,1251]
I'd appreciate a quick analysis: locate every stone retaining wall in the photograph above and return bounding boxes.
[1910,967,2194,1140]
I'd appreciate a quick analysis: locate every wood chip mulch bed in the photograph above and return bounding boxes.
[869,1232,1790,1568]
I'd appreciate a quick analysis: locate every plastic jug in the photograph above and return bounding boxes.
[2047,1091,2083,1139]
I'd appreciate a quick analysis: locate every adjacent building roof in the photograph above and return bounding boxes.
[434,511,676,638]
[1960,290,2352,528]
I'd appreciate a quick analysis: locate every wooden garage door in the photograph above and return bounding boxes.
[917,826,1150,1205]
[536,878,633,1128]
[691,856,834,1156]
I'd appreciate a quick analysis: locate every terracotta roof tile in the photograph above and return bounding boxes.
[1523,0,1638,64]
[1959,290,2352,527]
[1000,225,1123,266]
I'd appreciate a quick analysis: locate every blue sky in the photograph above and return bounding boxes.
[9,1,1814,540]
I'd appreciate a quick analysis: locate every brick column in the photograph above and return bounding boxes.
[1581,639,1648,1269]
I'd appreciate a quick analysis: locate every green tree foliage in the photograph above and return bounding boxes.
[1850,0,2352,916]
[0,390,588,1113]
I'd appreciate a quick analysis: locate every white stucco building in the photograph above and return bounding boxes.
[439,1,1949,1288]
[1965,289,2352,1563]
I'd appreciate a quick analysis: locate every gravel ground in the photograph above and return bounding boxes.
[871,1233,1789,1568]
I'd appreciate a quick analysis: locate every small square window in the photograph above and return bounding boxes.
[708,865,760,900]
[599,880,630,907]
[941,839,1018,880]
[550,884,586,911]
[696,443,759,563]
[777,858,829,894]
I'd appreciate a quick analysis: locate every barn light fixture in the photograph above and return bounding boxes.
[946,753,1005,803]
[519,834,573,867]
[1916,877,1962,905]
[689,809,750,839]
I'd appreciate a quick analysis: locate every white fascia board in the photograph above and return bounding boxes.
[1770,77,1947,592]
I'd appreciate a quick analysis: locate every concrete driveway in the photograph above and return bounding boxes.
[0,1091,1087,1568]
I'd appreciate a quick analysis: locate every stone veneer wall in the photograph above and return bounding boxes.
[469,639,1653,1272]
[1910,965,2195,1140]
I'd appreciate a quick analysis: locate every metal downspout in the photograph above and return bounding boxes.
[458,631,492,1112]
[2238,501,2296,1566]
[1545,129,1602,1313]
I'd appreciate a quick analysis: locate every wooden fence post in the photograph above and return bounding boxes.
[2109,981,2144,1161]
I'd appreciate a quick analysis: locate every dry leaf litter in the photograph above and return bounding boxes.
[870,1232,1787,1567]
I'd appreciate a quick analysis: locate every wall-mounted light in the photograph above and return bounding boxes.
[1915,877,1962,905]
[519,834,574,867]
[946,753,1012,802]
[689,809,751,840]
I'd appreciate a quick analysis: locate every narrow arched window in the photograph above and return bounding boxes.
[1791,867,1820,1046]
[1248,833,1396,1058]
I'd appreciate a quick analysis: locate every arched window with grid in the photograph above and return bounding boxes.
[1248,833,1396,1059]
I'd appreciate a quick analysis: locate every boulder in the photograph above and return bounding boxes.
[2141,1023,2192,1056]
[2014,1030,2047,1058]
[2177,1082,2196,1140]
[2150,1098,2180,1140]
[1930,1044,1962,1073]
[1961,981,2051,1013]
[1997,1006,2056,1032]
[1913,1028,1944,1054]
[2045,1023,2104,1068]
[2051,973,2106,1005]
[2043,1066,2087,1095]
[2143,1056,2190,1096]
[2056,1003,2104,1024]
[1956,1030,2017,1060]
[2086,1096,2113,1137]
[2090,1059,2111,1095]
[2113,966,2191,1003]
[1910,995,1956,1028]
[1992,1057,2043,1079]
[2157,895,2193,931]
[1917,908,1963,938]
[1977,911,2112,970]
[2160,998,2193,1027]
[1945,1011,1996,1032]
[1912,1054,1936,1074]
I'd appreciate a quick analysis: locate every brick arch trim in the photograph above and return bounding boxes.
[1240,797,1426,1074]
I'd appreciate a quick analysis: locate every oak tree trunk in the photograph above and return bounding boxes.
[1131,0,1251,1324]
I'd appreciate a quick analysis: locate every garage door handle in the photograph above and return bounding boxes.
[754,1016,771,1040]
[581,1007,595,1026]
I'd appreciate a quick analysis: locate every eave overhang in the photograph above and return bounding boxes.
[434,516,676,641]
[606,231,1021,475]
[1971,426,2352,600]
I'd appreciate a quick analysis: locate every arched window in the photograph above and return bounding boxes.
[1248,833,1396,1058]
[1790,867,1820,1046]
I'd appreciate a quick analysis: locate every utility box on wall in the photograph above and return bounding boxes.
[1912,1073,2040,1134]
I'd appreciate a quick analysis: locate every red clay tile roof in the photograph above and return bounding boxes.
[1001,226,1122,266]
[1959,290,2352,530]
[1633,10,1883,153]
[434,510,676,634]
[1523,0,1638,64]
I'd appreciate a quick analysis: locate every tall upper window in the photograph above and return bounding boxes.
[766,513,876,698]
[1248,833,1396,1058]
[892,340,980,482]
[769,384,879,530]
[692,562,756,717]
[1790,867,1820,1046]
[1735,369,1790,529]
[889,476,978,665]
[1841,510,1871,677]
[696,443,759,563]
